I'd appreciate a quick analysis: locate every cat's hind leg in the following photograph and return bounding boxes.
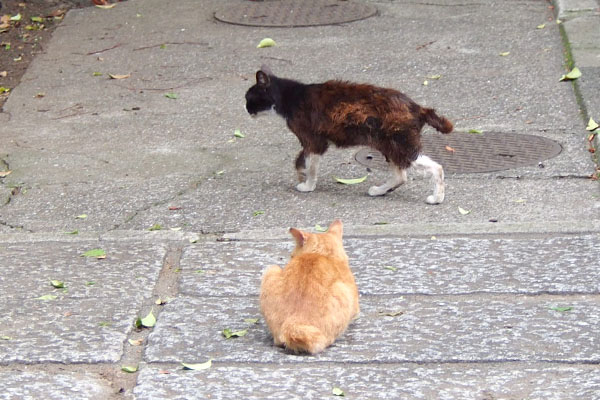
[296,153,321,192]
[411,154,445,204]
[368,163,407,197]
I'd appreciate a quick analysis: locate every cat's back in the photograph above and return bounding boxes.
[283,253,354,291]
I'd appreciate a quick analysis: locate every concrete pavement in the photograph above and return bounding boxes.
[1,0,599,398]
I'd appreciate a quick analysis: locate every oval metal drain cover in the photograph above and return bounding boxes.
[355,132,562,174]
[214,0,377,27]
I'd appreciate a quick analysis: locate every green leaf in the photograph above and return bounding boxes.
[138,310,156,328]
[499,51,510,57]
[244,318,259,324]
[536,23,545,29]
[10,13,22,21]
[222,328,248,339]
[586,118,599,132]
[428,74,442,80]
[36,294,57,301]
[334,175,367,185]
[92,72,103,77]
[257,38,276,48]
[458,207,471,215]
[315,224,327,232]
[85,281,95,286]
[468,129,483,134]
[373,221,389,225]
[0,87,10,94]
[332,387,345,396]
[384,266,398,272]
[65,230,79,235]
[81,248,106,258]
[1,336,12,340]
[181,359,212,370]
[75,214,87,219]
[50,280,65,289]
[234,129,245,138]
[121,365,138,373]
[165,93,178,99]
[128,338,143,346]
[559,67,581,81]
[551,306,573,312]
[253,210,265,217]
[99,321,111,327]
[148,223,162,231]
[31,16,45,23]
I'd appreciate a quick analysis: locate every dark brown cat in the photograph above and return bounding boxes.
[245,66,453,204]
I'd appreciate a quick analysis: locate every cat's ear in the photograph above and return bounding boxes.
[289,227,308,247]
[256,71,271,87]
[260,64,274,76]
[327,220,344,238]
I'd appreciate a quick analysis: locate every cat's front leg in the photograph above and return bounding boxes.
[296,153,320,192]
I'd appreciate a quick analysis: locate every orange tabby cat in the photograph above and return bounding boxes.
[260,220,359,354]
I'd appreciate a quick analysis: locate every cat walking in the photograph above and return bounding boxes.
[245,66,453,204]
[260,220,359,354]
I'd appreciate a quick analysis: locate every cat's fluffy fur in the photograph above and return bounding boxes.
[260,220,359,354]
[245,66,453,204]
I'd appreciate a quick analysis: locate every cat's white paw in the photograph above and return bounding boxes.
[296,182,316,192]
[368,185,387,197]
[426,194,444,204]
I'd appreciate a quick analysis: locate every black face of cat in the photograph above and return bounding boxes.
[245,71,274,115]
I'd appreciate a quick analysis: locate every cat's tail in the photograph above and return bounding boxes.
[422,107,453,134]
[280,320,328,355]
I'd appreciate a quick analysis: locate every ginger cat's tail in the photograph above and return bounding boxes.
[280,319,328,354]
[422,107,453,134]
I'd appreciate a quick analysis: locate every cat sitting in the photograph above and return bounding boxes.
[245,66,453,204]
[260,220,359,354]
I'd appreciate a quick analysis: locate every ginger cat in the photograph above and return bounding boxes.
[260,220,359,354]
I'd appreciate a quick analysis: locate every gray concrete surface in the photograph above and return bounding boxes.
[1,0,599,398]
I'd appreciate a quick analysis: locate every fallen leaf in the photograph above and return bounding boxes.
[384,266,398,272]
[148,223,162,231]
[315,224,327,232]
[95,4,117,9]
[257,38,276,48]
[222,328,248,339]
[92,72,103,76]
[0,336,12,340]
[423,80,429,86]
[428,74,442,80]
[158,370,170,374]
[514,198,526,203]
[10,13,22,21]
[155,298,166,305]
[586,118,599,131]
[0,170,11,177]
[458,207,471,215]
[65,230,78,235]
[85,281,95,286]
[379,310,404,317]
[234,129,245,138]
[551,306,572,312]
[0,87,11,94]
[108,73,130,80]
[165,92,178,99]
[559,67,581,81]
[445,145,455,153]
[244,318,259,324]
[31,16,44,23]
[121,365,138,373]
[468,129,483,134]
[75,214,87,219]
[499,51,510,56]
[128,338,143,346]
[0,71,6,77]
[181,359,212,370]
[253,210,265,217]
[334,175,367,185]
[373,221,388,225]
[50,280,65,289]
[332,387,345,396]
[99,321,111,327]
[81,249,106,258]
[536,23,545,29]
[36,294,57,301]
[136,310,156,328]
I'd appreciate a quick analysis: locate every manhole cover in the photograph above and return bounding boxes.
[355,132,562,174]
[214,0,377,27]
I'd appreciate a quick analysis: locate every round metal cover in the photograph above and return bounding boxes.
[354,132,563,174]
[214,0,377,27]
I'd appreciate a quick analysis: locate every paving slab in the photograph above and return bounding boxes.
[145,294,600,363]
[0,240,166,363]
[178,234,600,296]
[134,363,600,400]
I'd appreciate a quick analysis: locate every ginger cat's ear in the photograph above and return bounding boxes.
[289,227,308,247]
[328,220,343,237]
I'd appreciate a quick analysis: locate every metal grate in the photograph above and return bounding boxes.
[214,0,377,28]
[354,132,563,174]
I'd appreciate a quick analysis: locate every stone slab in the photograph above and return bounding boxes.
[0,240,166,363]
[178,234,600,296]
[0,370,113,400]
[145,295,600,363]
[133,363,600,400]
